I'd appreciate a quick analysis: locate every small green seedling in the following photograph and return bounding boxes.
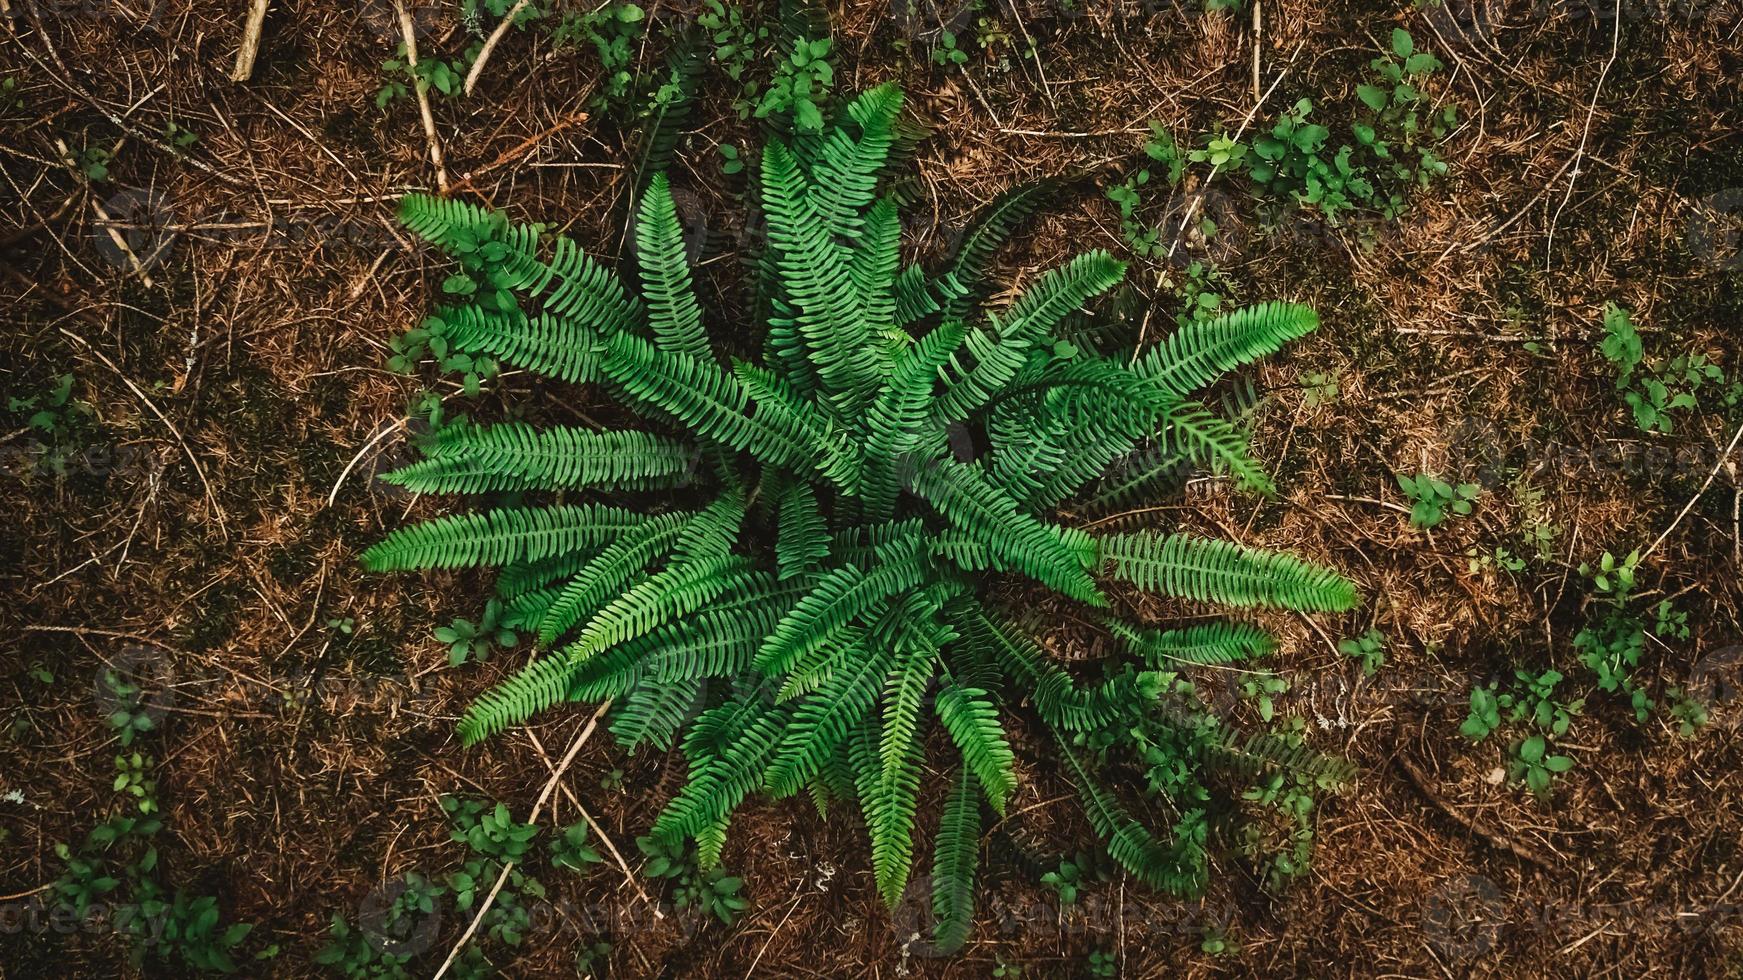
[1665,686,1709,737]
[758,37,834,131]
[550,822,604,873]
[101,669,157,746]
[435,600,517,667]
[113,752,158,816]
[718,142,744,175]
[931,29,970,65]
[635,836,750,925]
[1338,629,1386,675]
[1040,849,1111,906]
[1301,370,1340,407]
[1398,472,1480,529]
[445,797,539,863]
[1200,925,1238,955]
[163,122,198,153]
[1510,734,1573,800]
[1241,671,1289,722]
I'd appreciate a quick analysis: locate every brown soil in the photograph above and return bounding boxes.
[2,1,1741,978]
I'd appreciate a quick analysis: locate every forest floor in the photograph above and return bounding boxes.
[3,0,1742,977]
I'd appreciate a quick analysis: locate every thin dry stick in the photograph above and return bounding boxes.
[51,137,154,287]
[395,0,449,193]
[230,0,271,82]
[1543,0,1619,271]
[446,109,593,196]
[55,326,229,538]
[1132,40,1302,359]
[463,0,533,96]
[522,728,662,917]
[1643,420,1743,560]
[326,417,408,507]
[429,701,612,980]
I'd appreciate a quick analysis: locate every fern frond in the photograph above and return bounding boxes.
[1104,619,1277,666]
[361,503,654,572]
[440,305,607,384]
[456,651,581,745]
[754,539,930,676]
[541,234,647,334]
[535,513,691,647]
[876,592,947,822]
[765,641,893,797]
[940,177,1065,322]
[1096,532,1360,612]
[774,478,829,580]
[495,548,604,600]
[907,460,1102,604]
[760,139,878,413]
[932,251,1127,423]
[382,424,697,495]
[398,195,546,289]
[934,683,1016,814]
[893,263,943,326]
[611,676,702,751]
[848,195,903,348]
[569,603,778,703]
[965,610,1139,732]
[858,319,968,523]
[730,362,862,491]
[635,174,712,362]
[652,699,792,845]
[930,767,981,954]
[1158,400,1272,495]
[601,332,848,485]
[1205,730,1358,787]
[566,555,755,661]
[851,715,922,908]
[811,83,903,240]
[1060,742,1204,893]
[1135,301,1319,397]
[695,812,731,870]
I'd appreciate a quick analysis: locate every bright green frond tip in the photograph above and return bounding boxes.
[363,79,1353,945]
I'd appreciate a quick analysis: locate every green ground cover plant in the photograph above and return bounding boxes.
[363,82,1357,949]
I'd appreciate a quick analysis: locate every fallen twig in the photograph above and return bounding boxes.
[394,0,449,193]
[1543,0,1620,271]
[429,701,612,980]
[1396,755,1553,871]
[462,0,533,97]
[231,0,271,82]
[1644,420,1743,560]
[445,110,593,197]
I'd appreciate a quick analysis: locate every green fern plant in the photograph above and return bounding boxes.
[362,82,1357,951]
